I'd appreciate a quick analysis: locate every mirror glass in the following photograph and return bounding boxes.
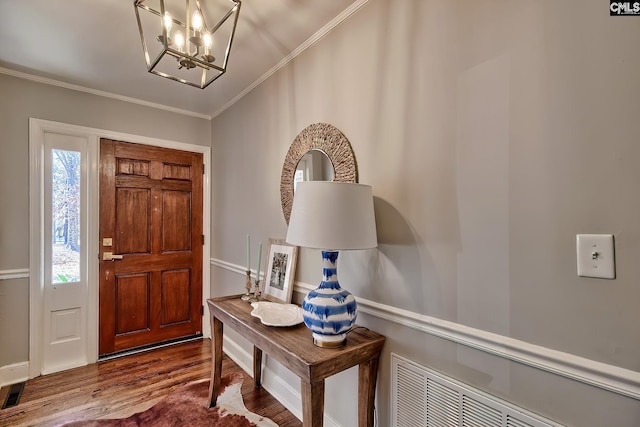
[293,149,334,192]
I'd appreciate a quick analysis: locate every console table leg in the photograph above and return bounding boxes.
[358,356,380,427]
[301,380,325,427]
[208,317,223,408]
[253,346,263,389]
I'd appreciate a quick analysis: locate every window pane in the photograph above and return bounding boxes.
[52,149,81,284]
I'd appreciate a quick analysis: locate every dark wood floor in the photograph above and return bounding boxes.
[0,339,302,427]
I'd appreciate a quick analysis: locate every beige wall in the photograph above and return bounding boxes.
[211,0,640,426]
[0,73,211,367]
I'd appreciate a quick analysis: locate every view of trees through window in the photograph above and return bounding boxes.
[52,149,81,284]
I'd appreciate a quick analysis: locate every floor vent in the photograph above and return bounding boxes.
[2,381,25,409]
[391,353,562,427]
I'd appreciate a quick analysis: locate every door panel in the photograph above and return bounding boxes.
[115,274,150,334]
[162,191,191,251]
[99,139,203,356]
[161,269,191,325]
[115,188,151,254]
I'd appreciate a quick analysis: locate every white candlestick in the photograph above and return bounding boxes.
[246,234,250,272]
[256,243,262,280]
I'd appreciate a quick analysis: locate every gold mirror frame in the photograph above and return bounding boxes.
[280,123,358,224]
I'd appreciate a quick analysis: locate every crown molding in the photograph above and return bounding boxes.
[209,0,370,118]
[0,67,210,120]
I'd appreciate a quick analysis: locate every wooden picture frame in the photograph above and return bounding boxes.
[262,238,298,304]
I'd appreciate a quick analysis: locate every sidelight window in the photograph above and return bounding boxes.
[51,149,81,284]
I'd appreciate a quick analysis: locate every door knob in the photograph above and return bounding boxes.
[103,252,124,261]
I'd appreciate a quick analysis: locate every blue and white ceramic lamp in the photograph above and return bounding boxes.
[302,251,357,347]
[286,181,377,348]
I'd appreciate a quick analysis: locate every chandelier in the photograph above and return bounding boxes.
[134,0,241,89]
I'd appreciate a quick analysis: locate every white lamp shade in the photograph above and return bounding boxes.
[286,181,377,250]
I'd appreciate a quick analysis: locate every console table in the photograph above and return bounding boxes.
[207,295,386,427]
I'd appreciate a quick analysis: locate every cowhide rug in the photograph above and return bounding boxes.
[61,373,278,427]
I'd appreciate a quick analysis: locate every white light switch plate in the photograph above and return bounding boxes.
[576,234,615,279]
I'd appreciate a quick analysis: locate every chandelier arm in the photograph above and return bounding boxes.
[220,1,241,69]
[135,2,161,18]
[207,2,239,34]
[133,5,152,67]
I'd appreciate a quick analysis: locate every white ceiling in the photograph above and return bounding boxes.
[0,0,364,118]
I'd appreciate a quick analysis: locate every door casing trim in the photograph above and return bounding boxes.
[29,118,211,378]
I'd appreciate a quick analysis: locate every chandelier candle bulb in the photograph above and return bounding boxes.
[160,11,172,46]
[175,31,184,51]
[163,12,172,33]
[193,12,203,33]
[203,33,214,62]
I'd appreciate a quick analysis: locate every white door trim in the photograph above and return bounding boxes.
[29,118,211,378]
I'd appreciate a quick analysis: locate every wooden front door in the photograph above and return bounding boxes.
[99,139,203,356]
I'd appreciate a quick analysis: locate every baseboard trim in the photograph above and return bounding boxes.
[0,269,29,281]
[0,361,29,387]
[211,257,640,401]
[222,336,340,427]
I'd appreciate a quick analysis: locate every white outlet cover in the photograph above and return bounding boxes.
[576,234,615,279]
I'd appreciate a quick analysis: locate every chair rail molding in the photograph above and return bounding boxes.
[210,257,640,401]
[0,269,29,280]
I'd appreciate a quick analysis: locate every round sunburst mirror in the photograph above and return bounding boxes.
[280,123,358,224]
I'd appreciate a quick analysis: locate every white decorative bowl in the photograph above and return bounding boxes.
[250,302,304,327]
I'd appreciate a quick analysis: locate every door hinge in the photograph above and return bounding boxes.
[202,234,205,245]
[201,305,204,316]
[202,164,205,174]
